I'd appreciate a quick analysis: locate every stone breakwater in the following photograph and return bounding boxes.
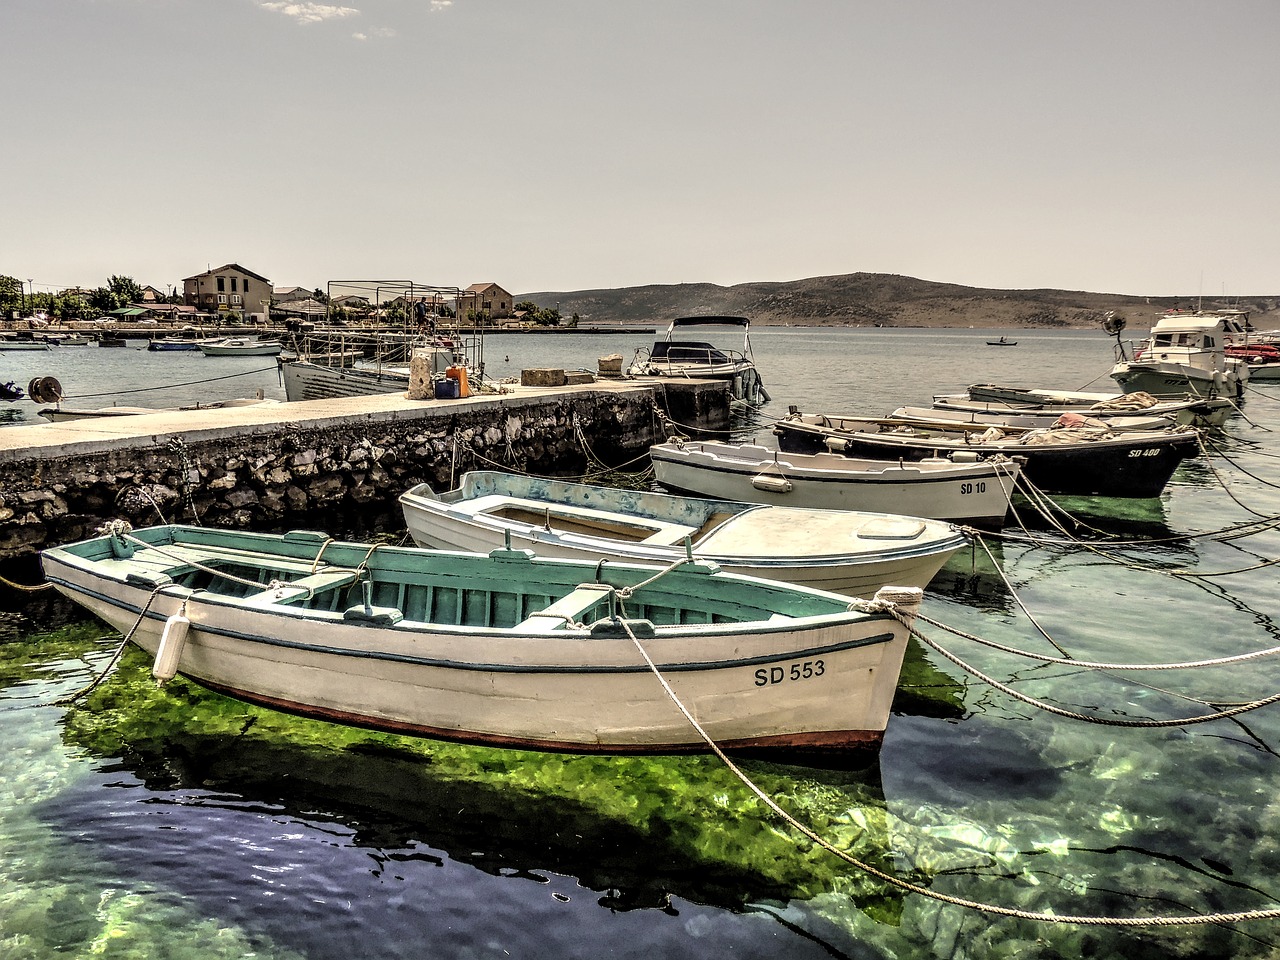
[1,381,725,565]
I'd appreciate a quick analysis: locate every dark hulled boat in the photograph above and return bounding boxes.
[773,413,1201,498]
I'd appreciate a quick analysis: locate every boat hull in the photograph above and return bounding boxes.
[281,360,409,401]
[1110,361,1243,400]
[649,441,1017,528]
[199,340,284,357]
[42,527,921,754]
[774,416,1200,498]
[402,505,956,598]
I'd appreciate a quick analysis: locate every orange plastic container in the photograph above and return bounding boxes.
[445,365,470,398]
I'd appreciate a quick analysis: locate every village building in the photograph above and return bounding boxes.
[459,282,514,323]
[183,264,273,321]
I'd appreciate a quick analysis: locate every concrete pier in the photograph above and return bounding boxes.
[0,378,730,563]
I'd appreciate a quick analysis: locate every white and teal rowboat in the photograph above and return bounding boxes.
[41,524,923,754]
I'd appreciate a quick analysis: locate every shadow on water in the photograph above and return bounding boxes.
[32,645,912,960]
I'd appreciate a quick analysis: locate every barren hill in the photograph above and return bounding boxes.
[520,273,1280,330]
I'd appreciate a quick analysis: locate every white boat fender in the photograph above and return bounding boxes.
[823,437,848,453]
[152,608,190,685]
[751,473,793,494]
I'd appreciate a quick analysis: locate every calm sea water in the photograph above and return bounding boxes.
[6,327,1280,959]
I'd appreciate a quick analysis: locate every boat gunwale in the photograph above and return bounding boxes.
[648,441,1020,483]
[43,569,901,672]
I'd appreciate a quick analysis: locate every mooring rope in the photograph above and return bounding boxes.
[904,611,1280,727]
[0,573,53,592]
[913,606,1280,674]
[67,364,280,400]
[611,594,1280,926]
[51,583,170,705]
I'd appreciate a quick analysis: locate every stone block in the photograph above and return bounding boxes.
[521,368,566,387]
[407,355,434,400]
[598,353,623,374]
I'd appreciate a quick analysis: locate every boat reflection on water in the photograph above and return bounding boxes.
[44,648,911,960]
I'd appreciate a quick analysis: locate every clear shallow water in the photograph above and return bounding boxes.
[6,327,1280,959]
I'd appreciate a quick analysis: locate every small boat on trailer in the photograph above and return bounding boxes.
[649,439,1019,528]
[399,471,967,598]
[773,412,1202,498]
[41,523,923,755]
[1226,343,1280,383]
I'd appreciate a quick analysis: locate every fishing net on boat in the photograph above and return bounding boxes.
[1090,391,1159,411]
[1017,427,1116,445]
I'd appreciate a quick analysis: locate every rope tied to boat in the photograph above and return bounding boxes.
[51,582,173,706]
[880,604,1280,728]
[611,601,1280,926]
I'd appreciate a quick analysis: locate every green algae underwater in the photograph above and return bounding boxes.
[1,619,930,959]
[8,542,1280,960]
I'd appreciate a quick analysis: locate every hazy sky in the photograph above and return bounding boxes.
[3,0,1276,299]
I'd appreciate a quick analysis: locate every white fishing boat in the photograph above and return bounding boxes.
[199,337,284,357]
[36,396,281,422]
[41,523,924,754]
[649,439,1019,528]
[280,338,465,401]
[280,358,412,401]
[399,471,967,597]
[937,384,1234,428]
[0,337,51,351]
[889,404,1179,432]
[628,316,770,405]
[1109,312,1247,399]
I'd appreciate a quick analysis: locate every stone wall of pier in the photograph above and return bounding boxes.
[1,387,707,564]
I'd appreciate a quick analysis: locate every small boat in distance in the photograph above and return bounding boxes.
[400,471,967,597]
[148,332,205,351]
[0,335,50,351]
[199,337,284,357]
[987,336,1017,346]
[42,523,925,754]
[628,316,770,406]
[649,439,1019,528]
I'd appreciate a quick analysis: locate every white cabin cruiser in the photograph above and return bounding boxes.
[1109,313,1247,399]
[629,316,769,406]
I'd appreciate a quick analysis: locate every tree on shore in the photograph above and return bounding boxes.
[108,275,143,303]
[514,300,562,327]
[0,276,22,315]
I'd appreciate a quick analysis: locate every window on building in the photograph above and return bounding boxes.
[218,294,227,304]
[217,277,225,292]
[232,295,242,305]
[231,278,238,293]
